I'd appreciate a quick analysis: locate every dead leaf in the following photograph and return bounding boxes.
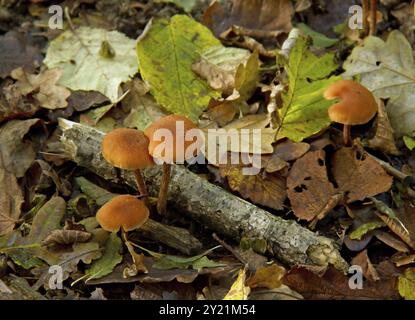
[11,68,70,110]
[0,118,44,177]
[391,3,415,49]
[247,263,286,289]
[287,150,337,221]
[220,165,286,210]
[123,241,148,277]
[332,148,393,203]
[365,100,400,155]
[0,168,23,236]
[0,31,42,78]
[223,268,250,300]
[283,266,400,300]
[287,147,393,221]
[41,230,92,246]
[203,0,293,39]
[374,231,410,253]
[351,250,380,282]
[67,90,108,112]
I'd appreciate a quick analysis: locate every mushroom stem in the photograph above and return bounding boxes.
[343,124,351,146]
[362,0,369,35]
[369,0,377,35]
[121,229,128,242]
[133,169,150,207]
[157,163,171,215]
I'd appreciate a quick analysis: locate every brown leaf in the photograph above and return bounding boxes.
[0,168,23,236]
[0,31,43,78]
[203,0,293,39]
[41,229,92,246]
[351,250,380,282]
[287,147,393,221]
[263,140,310,173]
[247,263,286,289]
[374,231,410,253]
[282,266,400,300]
[11,68,70,110]
[287,150,337,221]
[0,118,44,177]
[220,165,286,210]
[332,147,393,203]
[123,241,148,277]
[365,100,400,155]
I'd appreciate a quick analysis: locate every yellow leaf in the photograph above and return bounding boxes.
[223,268,250,300]
[398,268,415,300]
[247,263,286,289]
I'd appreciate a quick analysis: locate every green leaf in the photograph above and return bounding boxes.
[399,268,415,300]
[343,30,415,138]
[44,26,138,102]
[234,50,260,101]
[277,36,340,142]
[75,177,118,206]
[403,136,415,150]
[349,221,386,240]
[136,15,221,121]
[7,197,66,269]
[86,233,122,281]
[296,23,338,48]
[136,244,225,271]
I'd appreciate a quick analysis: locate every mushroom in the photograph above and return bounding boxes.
[96,195,149,238]
[102,128,154,207]
[324,80,378,146]
[144,115,202,215]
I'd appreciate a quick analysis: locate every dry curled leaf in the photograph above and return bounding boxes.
[220,165,286,210]
[283,266,400,300]
[247,263,286,289]
[365,100,400,155]
[351,250,380,282]
[0,168,23,236]
[11,68,70,110]
[41,229,92,246]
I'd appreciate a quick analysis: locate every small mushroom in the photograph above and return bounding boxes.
[144,115,202,215]
[102,128,154,207]
[324,80,378,146]
[96,195,149,237]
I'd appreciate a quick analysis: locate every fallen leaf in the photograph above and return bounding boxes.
[365,100,400,155]
[223,268,250,300]
[220,166,286,210]
[41,229,92,246]
[0,168,23,236]
[287,148,393,221]
[192,45,251,95]
[277,35,341,141]
[398,268,415,300]
[283,266,400,300]
[391,3,415,50]
[349,220,386,240]
[75,177,119,206]
[86,233,123,281]
[331,148,393,203]
[374,231,410,253]
[44,26,138,102]
[343,30,415,138]
[154,0,198,12]
[403,136,415,150]
[11,68,70,110]
[296,23,338,48]
[351,250,380,282]
[287,150,337,221]
[247,263,286,289]
[137,15,221,122]
[136,244,225,271]
[0,31,42,78]
[203,0,293,39]
[122,79,167,131]
[0,275,46,300]
[123,241,148,277]
[0,118,43,177]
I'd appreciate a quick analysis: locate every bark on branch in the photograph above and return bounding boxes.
[58,119,348,271]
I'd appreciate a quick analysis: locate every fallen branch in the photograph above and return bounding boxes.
[59,119,348,271]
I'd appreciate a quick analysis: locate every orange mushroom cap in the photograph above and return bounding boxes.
[102,128,154,170]
[96,195,149,232]
[324,80,378,125]
[144,115,202,164]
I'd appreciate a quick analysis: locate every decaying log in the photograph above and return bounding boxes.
[59,119,348,271]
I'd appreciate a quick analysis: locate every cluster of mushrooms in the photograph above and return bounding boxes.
[96,114,199,239]
[95,79,377,243]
